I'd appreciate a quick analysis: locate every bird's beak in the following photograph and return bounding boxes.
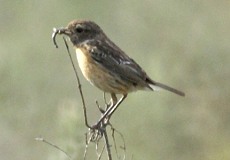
[53,27,71,36]
[52,27,71,48]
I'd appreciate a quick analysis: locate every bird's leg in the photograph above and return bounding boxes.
[104,93,118,122]
[103,93,118,123]
[104,92,115,110]
[93,94,126,129]
[107,94,127,119]
[95,93,117,126]
[97,92,117,114]
[110,93,118,108]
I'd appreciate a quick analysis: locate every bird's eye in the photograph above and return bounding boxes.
[75,26,84,33]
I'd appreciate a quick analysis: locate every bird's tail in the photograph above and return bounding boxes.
[148,79,185,97]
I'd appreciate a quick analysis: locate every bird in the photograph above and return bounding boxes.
[52,20,185,126]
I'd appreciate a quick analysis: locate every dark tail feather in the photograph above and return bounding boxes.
[153,81,185,96]
[146,77,185,96]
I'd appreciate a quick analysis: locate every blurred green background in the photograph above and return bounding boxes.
[1,1,230,160]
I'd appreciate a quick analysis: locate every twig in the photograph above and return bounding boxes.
[96,100,105,113]
[84,133,89,160]
[35,136,72,160]
[95,138,105,159]
[103,127,112,160]
[103,92,109,106]
[84,132,95,160]
[62,37,92,129]
[111,126,126,160]
[111,128,119,159]
[97,144,106,160]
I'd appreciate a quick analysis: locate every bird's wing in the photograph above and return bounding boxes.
[86,40,151,88]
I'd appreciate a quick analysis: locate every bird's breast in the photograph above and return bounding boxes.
[75,47,110,88]
[75,47,94,82]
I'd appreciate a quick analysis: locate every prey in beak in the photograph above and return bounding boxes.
[52,27,71,48]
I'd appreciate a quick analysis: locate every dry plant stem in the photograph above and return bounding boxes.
[97,144,106,160]
[84,126,112,160]
[111,127,126,160]
[35,137,72,160]
[111,129,120,159]
[62,37,92,129]
[103,126,112,160]
[84,133,90,160]
[103,92,109,106]
[96,100,105,113]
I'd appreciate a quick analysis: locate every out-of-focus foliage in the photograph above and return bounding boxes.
[0,1,230,160]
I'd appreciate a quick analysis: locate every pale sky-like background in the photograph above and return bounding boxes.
[1,1,230,160]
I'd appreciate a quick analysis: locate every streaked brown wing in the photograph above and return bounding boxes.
[85,39,150,88]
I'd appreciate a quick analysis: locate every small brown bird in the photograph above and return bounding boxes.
[52,20,185,125]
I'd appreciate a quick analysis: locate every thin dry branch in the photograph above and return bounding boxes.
[35,136,72,160]
[62,37,92,129]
